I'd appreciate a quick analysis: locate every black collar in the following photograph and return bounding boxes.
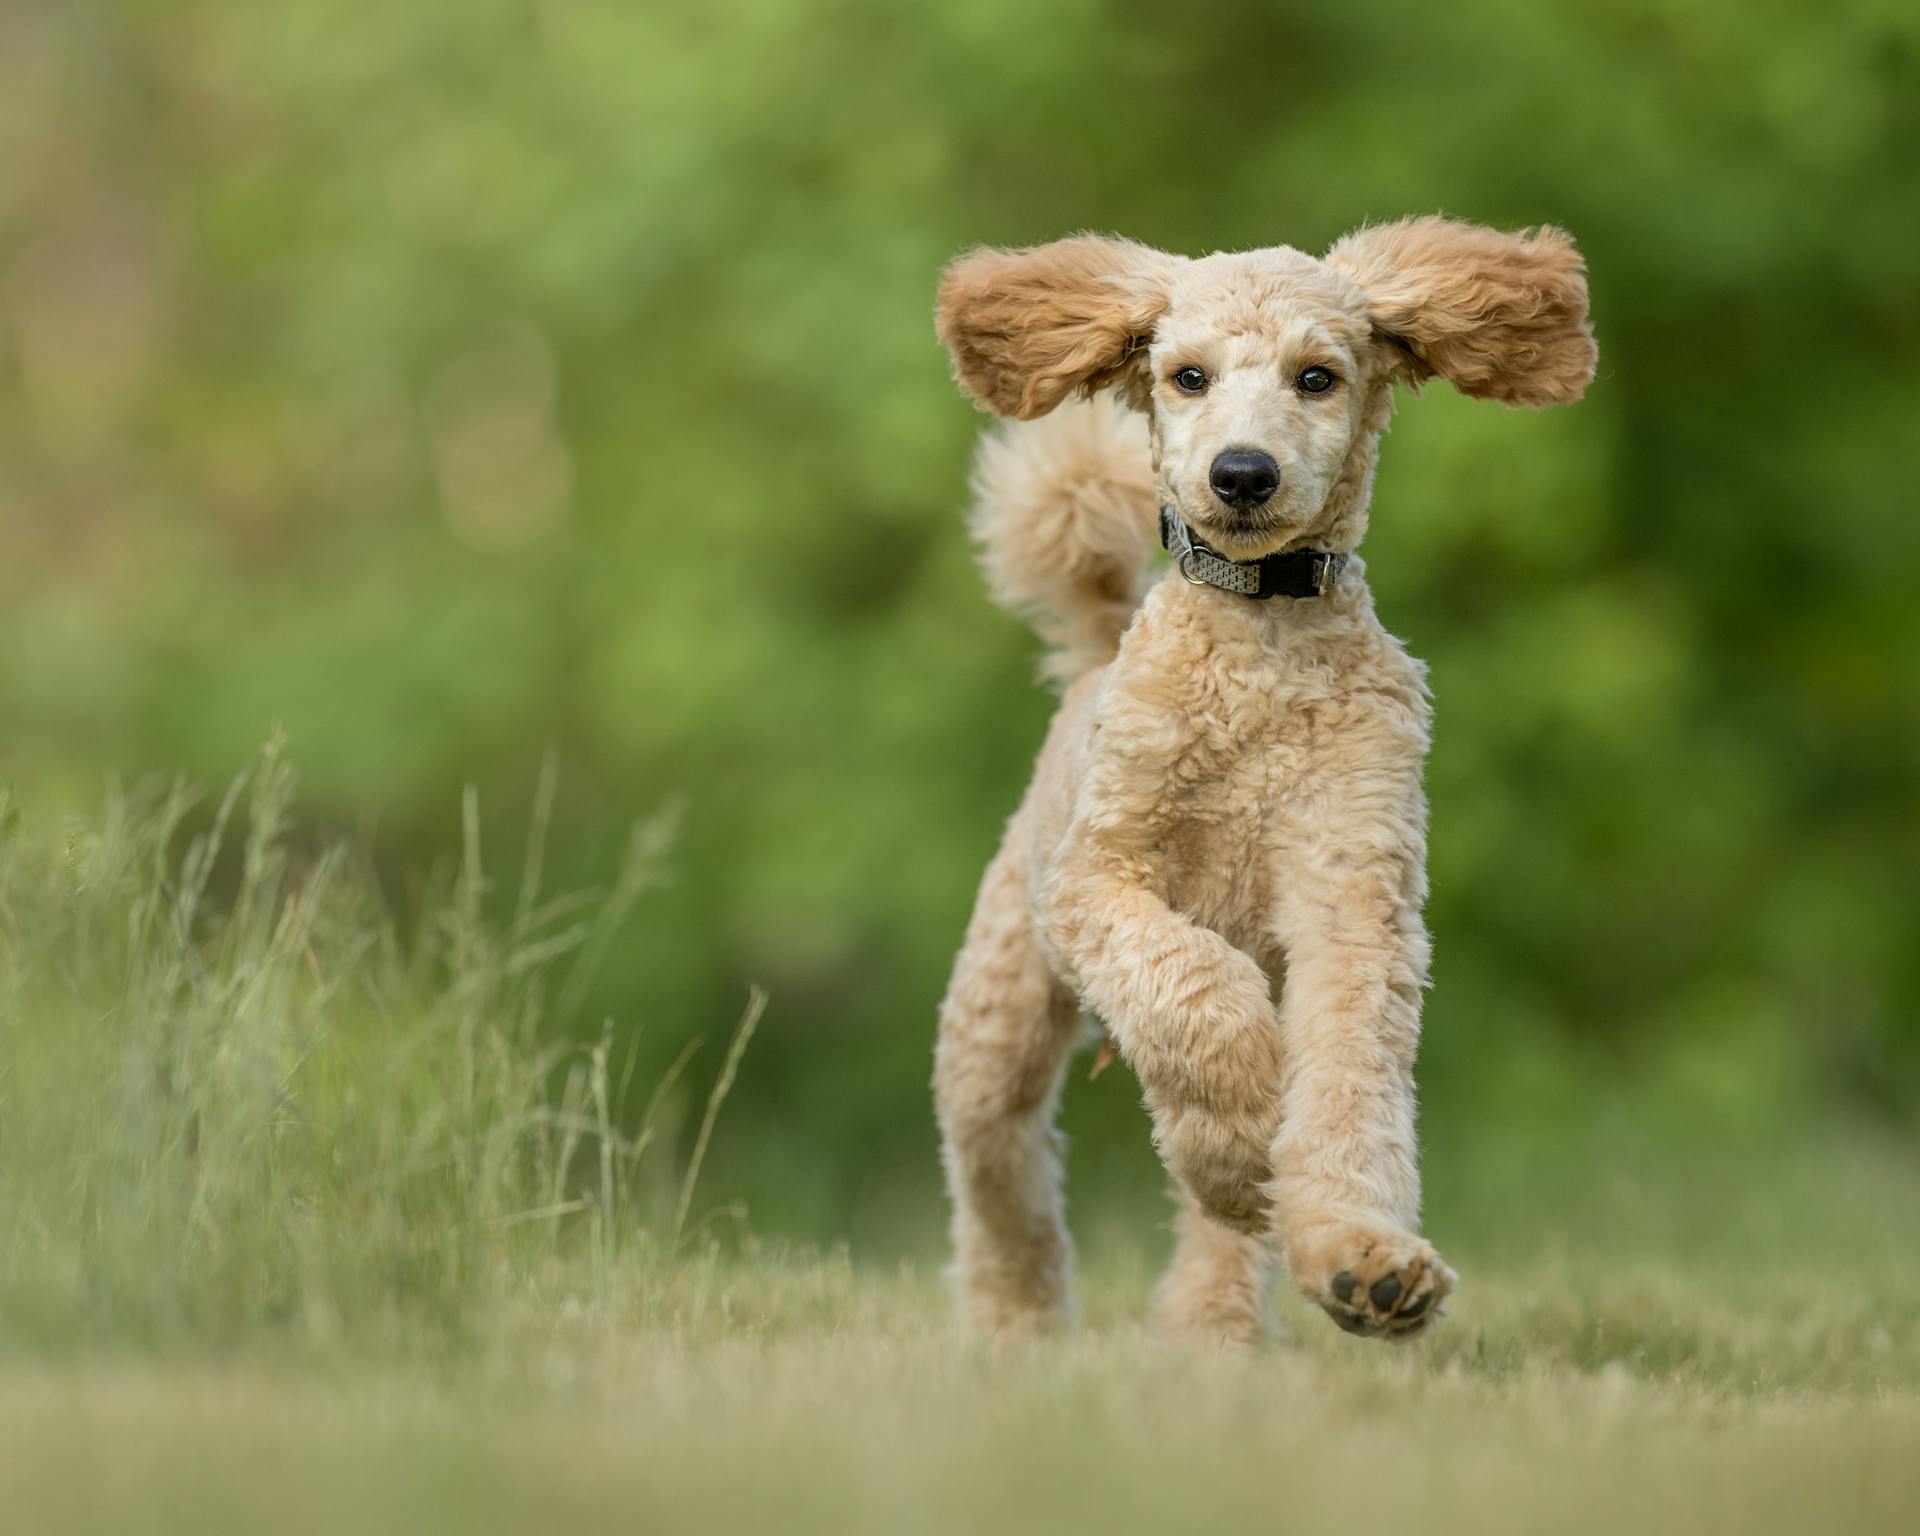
[1159,507,1347,600]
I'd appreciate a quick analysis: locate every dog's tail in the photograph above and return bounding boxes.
[966,394,1159,686]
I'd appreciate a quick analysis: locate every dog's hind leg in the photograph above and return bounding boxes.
[1150,1185,1278,1349]
[934,812,1083,1339]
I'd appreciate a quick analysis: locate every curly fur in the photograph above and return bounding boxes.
[931,216,1595,1348]
[936,235,1175,418]
[966,394,1160,686]
[1325,216,1596,405]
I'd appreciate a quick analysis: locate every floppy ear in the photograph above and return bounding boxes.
[1325,216,1596,406]
[936,235,1176,419]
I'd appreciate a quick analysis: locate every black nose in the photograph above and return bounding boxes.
[1209,450,1280,509]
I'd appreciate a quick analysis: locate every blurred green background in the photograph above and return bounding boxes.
[3,0,1916,1257]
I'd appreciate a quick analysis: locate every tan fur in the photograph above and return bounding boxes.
[936,236,1176,418]
[1325,216,1596,406]
[931,216,1594,1347]
[967,394,1161,685]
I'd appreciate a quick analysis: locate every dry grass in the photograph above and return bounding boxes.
[2,1251,1916,1535]
[1,756,1916,1533]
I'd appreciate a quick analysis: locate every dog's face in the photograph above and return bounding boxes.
[1145,251,1377,554]
[937,218,1596,558]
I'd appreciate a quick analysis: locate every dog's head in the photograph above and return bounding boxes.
[936,217,1595,557]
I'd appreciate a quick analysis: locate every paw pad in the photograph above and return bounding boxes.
[1308,1231,1454,1342]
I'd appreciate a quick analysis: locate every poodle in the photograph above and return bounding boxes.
[930,216,1595,1346]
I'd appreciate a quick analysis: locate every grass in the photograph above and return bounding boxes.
[1,756,1917,1533]
[0,741,756,1360]
[2,1254,1916,1535]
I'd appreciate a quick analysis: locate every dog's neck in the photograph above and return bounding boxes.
[1160,507,1349,600]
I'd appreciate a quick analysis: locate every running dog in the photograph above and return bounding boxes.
[931,216,1594,1345]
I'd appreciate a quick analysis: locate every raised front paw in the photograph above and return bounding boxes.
[1288,1218,1455,1341]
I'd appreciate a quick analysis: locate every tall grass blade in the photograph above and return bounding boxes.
[672,986,766,1252]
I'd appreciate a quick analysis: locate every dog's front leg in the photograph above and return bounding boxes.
[1267,760,1455,1339]
[1043,838,1282,1233]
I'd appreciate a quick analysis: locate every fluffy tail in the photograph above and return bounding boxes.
[966,394,1159,686]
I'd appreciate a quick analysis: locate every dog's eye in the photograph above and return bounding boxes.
[1172,367,1208,394]
[1297,366,1337,395]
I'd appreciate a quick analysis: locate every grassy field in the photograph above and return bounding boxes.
[2,759,1917,1533]
[4,1247,1918,1535]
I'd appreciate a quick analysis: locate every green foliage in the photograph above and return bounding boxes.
[0,747,758,1357]
[1,2,1916,1238]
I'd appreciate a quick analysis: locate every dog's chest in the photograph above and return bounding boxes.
[1114,644,1314,941]
[1120,606,1424,947]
